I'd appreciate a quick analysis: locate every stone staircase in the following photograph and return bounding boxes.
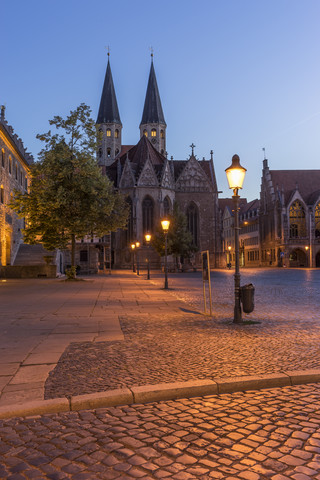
[13,244,55,266]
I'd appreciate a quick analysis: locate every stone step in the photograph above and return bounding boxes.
[13,244,54,266]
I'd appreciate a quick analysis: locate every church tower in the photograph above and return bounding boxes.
[96,55,122,166]
[140,56,166,155]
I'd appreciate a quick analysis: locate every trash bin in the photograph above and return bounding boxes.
[240,283,255,313]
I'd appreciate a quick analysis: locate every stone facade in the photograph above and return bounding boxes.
[0,106,33,266]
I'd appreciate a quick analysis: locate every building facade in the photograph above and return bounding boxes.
[0,106,33,266]
[97,56,221,269]
[259,157,320,268]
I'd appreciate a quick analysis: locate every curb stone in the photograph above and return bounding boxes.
[1,369,320,419]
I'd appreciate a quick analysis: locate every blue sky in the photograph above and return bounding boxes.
[2,0,320,200]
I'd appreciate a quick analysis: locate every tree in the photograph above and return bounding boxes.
[152,202,198,268]
[11,104,128,277]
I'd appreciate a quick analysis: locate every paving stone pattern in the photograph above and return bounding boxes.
[1,384,320,479]
[45,270,320,399]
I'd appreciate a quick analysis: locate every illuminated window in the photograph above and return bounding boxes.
[151,129,157,137]
[160,130,164,139]
[106,128,111,137]
[289,200,306,238]
[143,130,148,137]
[115,129,119,138]
[1,149,4,167]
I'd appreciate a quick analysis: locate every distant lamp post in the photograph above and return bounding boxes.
[145,233,152,280]
[161,219,170,289]
[225,154,247,323]
[227,245,232,267]
[135,241,140,275]
[131,243,136,272]
[305,245,310,268]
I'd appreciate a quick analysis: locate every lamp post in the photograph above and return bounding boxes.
[145,233,151,280]
[131,244,136,272]
[161,219,170,289]
[225,154,247,324]
[305,245,309,268]
[228,245,232,267]
[135,241,140,275]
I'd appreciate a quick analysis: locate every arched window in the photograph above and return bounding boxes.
[163,197,170,216]
[289,200,306,238]
[107,148,111,158]
[106,128,111,137]
[151,129,157,137]
[126,197,133,244]
[115,129,119,138]
[315,203,320,238]
[187,202,199,246]
[143,129,148,137]
[142,196,154,233]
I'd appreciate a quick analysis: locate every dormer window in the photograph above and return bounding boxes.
[143,130,148,137]
[106,128,111,137]
[151,129,157,137]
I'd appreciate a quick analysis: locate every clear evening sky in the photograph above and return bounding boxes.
[2,0,320,200]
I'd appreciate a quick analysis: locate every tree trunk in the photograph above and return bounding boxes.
[71,234,76,269]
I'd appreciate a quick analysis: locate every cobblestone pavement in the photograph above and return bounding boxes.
[45,269,320,399]
[1,384,320,479]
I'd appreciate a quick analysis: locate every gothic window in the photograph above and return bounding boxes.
[107,148,111,158]
[1,149,4,167]
[143,130,148,137]
[163,197,170,216]
[151,129,157,137]
[106,128,111,137]
[315,203,320,238]
[160,130,164,139]
[187,202,199,246]
[142,196,154,234]
[115,129,119,138]
[126,197,133,244]
[289,200,306,238]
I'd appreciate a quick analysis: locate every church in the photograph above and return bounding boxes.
[96,55,222,270]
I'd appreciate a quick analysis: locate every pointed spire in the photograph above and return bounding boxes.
[97,57,121,125]
[140,60,166,126]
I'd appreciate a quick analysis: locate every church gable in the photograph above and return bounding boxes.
[137,157,159,187]
[160,160,174,189]
[176,156,212,192]
[119,159,135,188]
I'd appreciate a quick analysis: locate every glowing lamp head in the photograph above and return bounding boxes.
[305,245,309,251]
[225,154,247,190]
[161,219,170,233]
[228,245,231,251]
[131,243,135,250]
[145,233,151,243]
[135,241,140,248]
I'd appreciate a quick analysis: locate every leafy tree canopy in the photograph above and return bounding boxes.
[11,104,128,268]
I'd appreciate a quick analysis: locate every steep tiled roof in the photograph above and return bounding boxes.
[97,59,121,125]
[270,170,320,205]
[140,61,166,126]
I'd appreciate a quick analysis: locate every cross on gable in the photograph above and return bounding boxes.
[190,143,196,156]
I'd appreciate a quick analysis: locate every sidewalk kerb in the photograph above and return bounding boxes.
[285,369,320,386]
[131,380,218,404]
[70,388,133,411]
[214,373,291,394]
[0,397,69,419]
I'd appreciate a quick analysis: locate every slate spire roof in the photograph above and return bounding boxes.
[97,58,122,125]
[140,60,166,126]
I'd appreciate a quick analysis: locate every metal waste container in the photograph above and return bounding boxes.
[240,283,255,313]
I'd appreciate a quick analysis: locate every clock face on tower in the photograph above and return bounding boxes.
[151,138,157,144]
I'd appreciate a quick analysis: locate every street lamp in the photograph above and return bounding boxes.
[135,241,140,275]
[225,154,247,323]
[161,219,170,289]
[305,245,309,268]
[227,245,232,268]
[145,233,151,280]
[131,243,136,272]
